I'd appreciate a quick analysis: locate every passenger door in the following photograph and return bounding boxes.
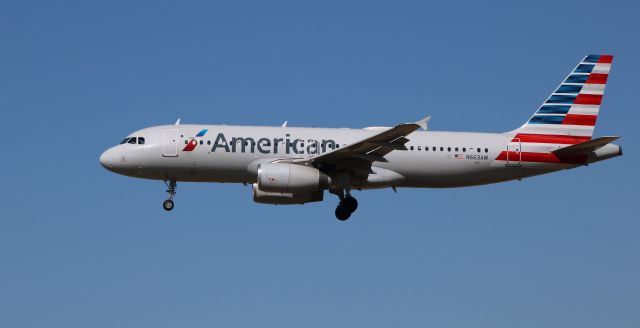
[163,128,179,157]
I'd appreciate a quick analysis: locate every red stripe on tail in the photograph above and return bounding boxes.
[512,134,591,144]
[574,94,602,105]
[597,55,614,64]
[586,73,608,84]
[562,114,598,126]
[495,151,588,164]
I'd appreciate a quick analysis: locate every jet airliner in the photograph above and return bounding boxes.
[100,55,622,220]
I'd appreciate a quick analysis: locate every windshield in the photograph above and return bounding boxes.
[120,136,146,145]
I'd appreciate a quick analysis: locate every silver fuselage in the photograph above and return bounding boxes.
[99,124,621,189]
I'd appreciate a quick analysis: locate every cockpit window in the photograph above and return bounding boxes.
[138,137,145,144]
[128,137,137,144]
[120,138,130,144]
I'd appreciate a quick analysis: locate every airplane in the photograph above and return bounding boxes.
[100,54,622,221]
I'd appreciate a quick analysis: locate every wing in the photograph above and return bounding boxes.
[290,116,430,179]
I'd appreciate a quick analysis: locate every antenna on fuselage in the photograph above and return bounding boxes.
[175,118,181,125]
[282,121,288,128]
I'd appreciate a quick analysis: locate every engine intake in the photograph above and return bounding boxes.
[257,163,331,193]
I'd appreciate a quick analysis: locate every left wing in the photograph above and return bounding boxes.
[293,116,430,166]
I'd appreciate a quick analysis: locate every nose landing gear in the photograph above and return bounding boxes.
[163,179,176,211]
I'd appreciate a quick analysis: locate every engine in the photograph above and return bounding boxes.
[257,163,331,193]
[252,183,324,205]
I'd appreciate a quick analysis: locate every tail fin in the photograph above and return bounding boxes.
[511,54,613,143]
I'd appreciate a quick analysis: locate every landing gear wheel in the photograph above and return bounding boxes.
[330,189,359,221]
[163,199,174,211]
[162,179,177,212]
[335,205,351,221]
[342,196,358,213]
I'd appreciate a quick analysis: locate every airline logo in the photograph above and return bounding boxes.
[181,130,339,155]
[183,129,208,152]
[515,55,613,136]
[496,54,613,165]
[524,54,612,131]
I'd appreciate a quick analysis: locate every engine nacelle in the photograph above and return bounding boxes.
[257,163,331,193]
[252,184,324,205]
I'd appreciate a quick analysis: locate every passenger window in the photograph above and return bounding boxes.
[410,146,414,151]
[207,140,211,145]
[477,148,481,153]
[485,148,488,153]
[185,140,188,144]
[417,146,421,151]
[128,137,137,144]
[432,147,436,151]
[455,147,459,152]
[440,147,443,151]
[463,147,466,152]
[200,140,204,145]
[138,137,145,145]
[120,138,130,144]
[447,147,451,152]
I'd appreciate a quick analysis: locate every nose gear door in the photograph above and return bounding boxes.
[163,128,179,157]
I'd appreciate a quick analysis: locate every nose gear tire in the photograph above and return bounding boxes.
[163,199,175,211]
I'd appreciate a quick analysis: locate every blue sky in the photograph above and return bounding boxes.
[1,0,638,327]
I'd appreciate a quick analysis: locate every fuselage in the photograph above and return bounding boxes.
[99,124,621,189]
[98,55,621,218]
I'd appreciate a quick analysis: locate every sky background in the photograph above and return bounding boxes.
[1,0,638,327]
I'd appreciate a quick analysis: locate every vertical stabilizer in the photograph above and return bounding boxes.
[511,54,613,144]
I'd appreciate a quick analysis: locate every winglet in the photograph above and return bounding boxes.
[175,118,181,125]
[415,116,431,131]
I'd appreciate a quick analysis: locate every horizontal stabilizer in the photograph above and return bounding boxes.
[553,136,619,155]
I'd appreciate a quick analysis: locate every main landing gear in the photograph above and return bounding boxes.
[332,189,358,221]
[163,179,176,211]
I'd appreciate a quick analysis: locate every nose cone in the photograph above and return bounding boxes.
[99,148,118,170]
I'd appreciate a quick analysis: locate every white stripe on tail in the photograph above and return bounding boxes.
[510,54,613,143]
